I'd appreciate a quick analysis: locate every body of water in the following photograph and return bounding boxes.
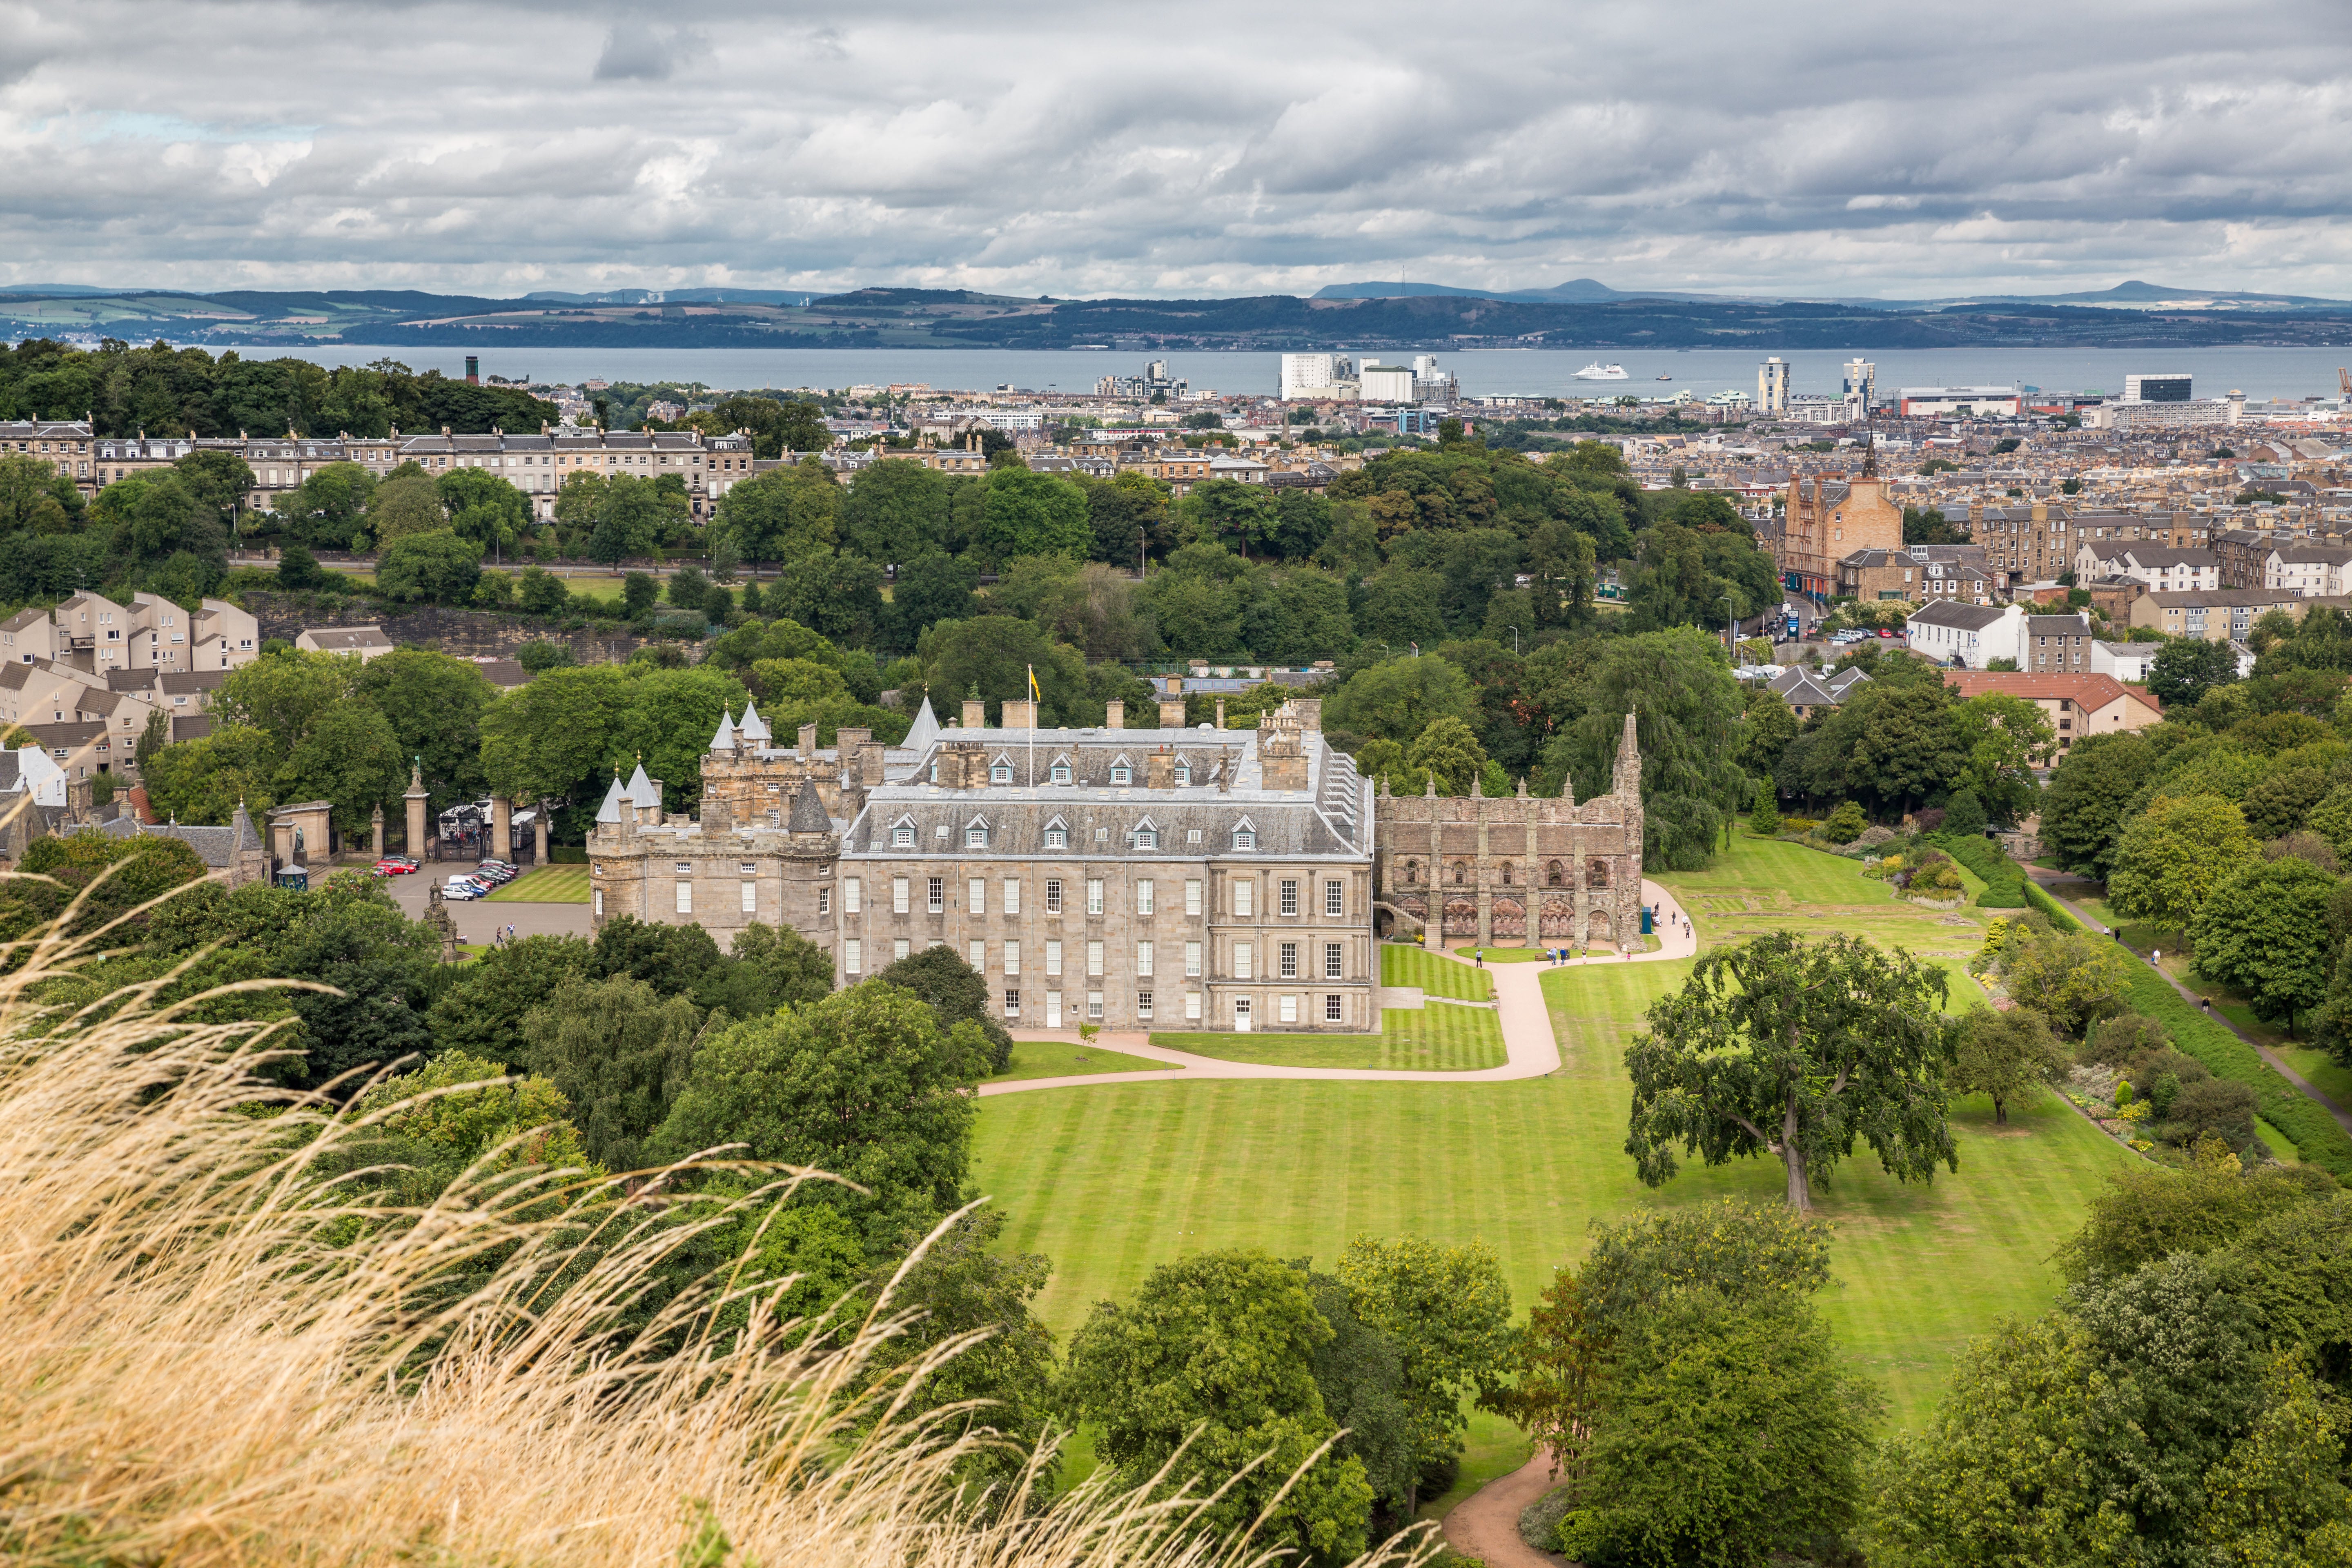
[226,343,2352,405]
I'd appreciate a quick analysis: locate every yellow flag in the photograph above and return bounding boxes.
[1028,665,1040,701]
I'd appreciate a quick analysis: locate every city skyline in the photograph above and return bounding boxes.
[3,2,2349,301]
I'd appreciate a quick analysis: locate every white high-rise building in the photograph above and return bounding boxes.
[1280,354,1340,401]
[1842,358,1876,407]
[1360,363,1416,403]
[1758,357,1792,414]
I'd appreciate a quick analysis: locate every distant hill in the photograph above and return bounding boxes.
[6,280,2352,352]
[1313,277,1738,305]
[1313,276,2352,312]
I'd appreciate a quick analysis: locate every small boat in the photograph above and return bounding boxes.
[1574,361,1629,381]
[1655,372,1674,381]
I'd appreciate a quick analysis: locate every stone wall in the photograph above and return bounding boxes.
[241,592,677,664]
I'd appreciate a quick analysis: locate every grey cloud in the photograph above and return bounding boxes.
[593,21,702,82]
[0,1,2348,298]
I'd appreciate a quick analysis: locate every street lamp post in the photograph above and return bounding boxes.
[1723,594,1739,664]
[1506,624,1520,655]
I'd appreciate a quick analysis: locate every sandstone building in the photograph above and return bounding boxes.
[1777,443,1900,599]
[587,690,1381,1034]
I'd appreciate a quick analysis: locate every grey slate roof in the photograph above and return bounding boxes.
[1908,600,2007,630]
[96,804,260,869]
[788,777,831,832]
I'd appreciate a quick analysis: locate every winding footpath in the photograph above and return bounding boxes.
[978,881,1696,1097]
[2024,869,2352,1136]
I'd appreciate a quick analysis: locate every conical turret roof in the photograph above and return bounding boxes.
[788,777,831,832]
[900,694,940,753]
[594,773,628,824]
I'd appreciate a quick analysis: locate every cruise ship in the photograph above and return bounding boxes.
[1573,362,1630,381]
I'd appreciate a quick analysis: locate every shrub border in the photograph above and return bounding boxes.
[2117,957,2352,1180]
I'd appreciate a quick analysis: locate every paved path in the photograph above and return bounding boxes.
[978,880,1694,1096]
[1442,1447,1564,1568]
[2025,868,2352,1136]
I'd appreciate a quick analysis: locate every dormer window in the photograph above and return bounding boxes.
[1044,818,1069,849]
[1050,756,1072,786]
[990,756,1013,784]
[965,818,990,848]
[1174,761,1191,785]
[1232,820,1257,851]
[1133,820,1158,850]
[1110,757,1132,785]
[892,818,917,848]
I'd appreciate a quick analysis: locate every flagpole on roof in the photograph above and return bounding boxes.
[1026,664,1035,783]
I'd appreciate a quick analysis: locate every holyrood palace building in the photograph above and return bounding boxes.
[585,689,1650,1036]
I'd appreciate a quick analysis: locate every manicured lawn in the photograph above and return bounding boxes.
[991,1040,1172,1082]
[1152,999,1506,1071]
[1381,942,1494,1000]
[1657,835,1991,964]
[1451,945,1552,963]
[981,829,2128,1432]
[484,866,592,904]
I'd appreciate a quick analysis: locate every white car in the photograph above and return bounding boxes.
[443,878,487,901]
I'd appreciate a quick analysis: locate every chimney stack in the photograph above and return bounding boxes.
[1158,679,1187,730]
[962,697,986,729]
[1105,699,1125,729]
[1214,697,1227,729]
[798,722,818,757]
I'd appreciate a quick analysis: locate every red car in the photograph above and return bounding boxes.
[373,857,420,875]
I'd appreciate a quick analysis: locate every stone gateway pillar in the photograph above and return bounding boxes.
[490,795,512,860]
[403,761,429,857]
[370,804,384,859]
[533,802,550,866]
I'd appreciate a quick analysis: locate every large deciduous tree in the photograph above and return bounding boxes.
[1545,627,1745,869]
[2040,732,2159,879]
[2108,792,2260,939]
[2191,855,2338,1033]
[375,528,483,604]
[1325,655,1477,745]
[2149,636,2240,707]
[1334,1235,1514,1510]
[646,984,987,1252]
[354,648,496,809]
[518,971,706,1172]
[1625,931,1960,1209]
[1951,1003,2071,1123]
[1058,1247,1377,1563]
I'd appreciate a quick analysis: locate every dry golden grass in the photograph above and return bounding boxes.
[0,865,1434,1568]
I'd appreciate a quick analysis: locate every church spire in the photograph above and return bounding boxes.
[1611,709,1642,799]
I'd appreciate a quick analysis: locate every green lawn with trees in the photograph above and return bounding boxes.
[980,828,2135,1433]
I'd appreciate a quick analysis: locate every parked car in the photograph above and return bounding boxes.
[373,856,419,875]
[443,878,487,901]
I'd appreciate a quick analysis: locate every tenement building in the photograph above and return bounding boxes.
[586,690,1381,1034]
[1374,713,1647,950]
[1775,441,1900,599]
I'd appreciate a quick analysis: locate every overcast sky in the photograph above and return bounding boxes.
[5,1,2349,301]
